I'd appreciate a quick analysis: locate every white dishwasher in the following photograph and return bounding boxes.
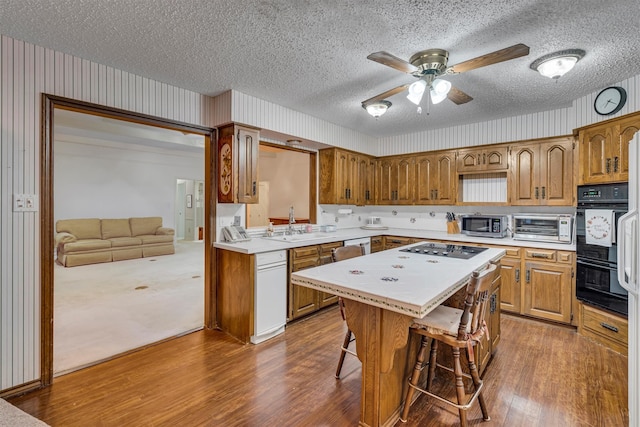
[344,237,371,254]
[252,250,287,344]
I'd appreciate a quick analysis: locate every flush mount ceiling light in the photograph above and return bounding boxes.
[530,49,585,79]
[363,100,392,118]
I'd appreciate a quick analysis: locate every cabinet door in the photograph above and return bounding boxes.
[616,116,640,182]
[538,138,574,206]
[396,157,414,204]
[236,126,259,204]
[335,150,350,204]
[510,144,539,205]
[357,155,375,205]
[499,257,521,314]
[377,159,394,205]
[523,261,572,323]
[432,152,456,205]
[457,146,508,173]
[579,124,614,184]
[414,155,434,203]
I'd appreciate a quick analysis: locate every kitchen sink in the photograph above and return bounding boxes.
[263,232,331,242]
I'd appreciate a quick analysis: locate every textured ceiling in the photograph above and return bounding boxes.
[2,0,639,138]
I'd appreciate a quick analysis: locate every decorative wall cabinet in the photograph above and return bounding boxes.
[319,148,375,205]
[217,123,259,203]
[509,136,574,206]
[456,145,509,173]
[577,111,640,184]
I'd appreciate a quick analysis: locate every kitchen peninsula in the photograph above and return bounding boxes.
[290,243,505,427]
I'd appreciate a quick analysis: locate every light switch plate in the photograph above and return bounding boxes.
[13,194,38,212]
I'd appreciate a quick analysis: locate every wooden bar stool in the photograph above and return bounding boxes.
[400,262,499,426]
[331,244,366,379]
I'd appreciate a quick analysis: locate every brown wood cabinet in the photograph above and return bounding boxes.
[578,302,628,354]
[496,247,522,314]
[383,235,413,250]
[319,148,375,205]
[217,124,259,204]
[476,266,501,376]
[377,156,414,205]
[456,145,509,173]
[414,150,457,205]
[509,136,574,206]
[577,112,640,184]
[370,236,383,253]
[288,241,342,320]
[522,249,574,324]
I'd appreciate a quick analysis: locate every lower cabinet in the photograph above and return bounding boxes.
[383,235,413,250]
[476,267,501,376]
[370,235,383,253]
[577,302,628,354]
[288,241,343,320]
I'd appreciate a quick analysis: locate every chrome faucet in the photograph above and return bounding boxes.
[287,206,296,234]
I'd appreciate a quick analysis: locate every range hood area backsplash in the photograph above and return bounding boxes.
[319,205,576,234]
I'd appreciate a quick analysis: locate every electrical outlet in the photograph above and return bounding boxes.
[233,216,241,226]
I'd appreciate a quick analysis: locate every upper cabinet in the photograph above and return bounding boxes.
[217,124,260,204]
[456,145,509,174]
[319,147,375,206]
[415,151,457,205]
[377,156,414,205]
[578,112,640,185]
[509,136,574,206]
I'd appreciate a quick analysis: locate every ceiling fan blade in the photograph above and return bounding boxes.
[447,86,473,105]
[362,83,411,105]
[448,43,530,74]
[367,51,419,74]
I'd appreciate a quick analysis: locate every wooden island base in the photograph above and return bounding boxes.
[344,299,414,427]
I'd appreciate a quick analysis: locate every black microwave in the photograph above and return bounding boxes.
[460,215,508,238]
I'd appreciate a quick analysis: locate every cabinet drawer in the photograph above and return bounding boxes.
[292,257,320,271]
[524,248,556,261]
[320,242,343,254]
[503,247,521,258]
[292,246,320,259]
[581,304,628,351]
[384,236,412,248]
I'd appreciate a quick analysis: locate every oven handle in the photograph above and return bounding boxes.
[617,210,638,296]
[576,258,617,270]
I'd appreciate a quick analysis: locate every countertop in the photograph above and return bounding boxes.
[290,242,505,318]
[213,227,576,254]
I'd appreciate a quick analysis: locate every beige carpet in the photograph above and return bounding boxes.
[0,399,49,426]
[54,240,204,375]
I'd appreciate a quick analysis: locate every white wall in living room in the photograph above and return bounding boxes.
[54,137,204,229]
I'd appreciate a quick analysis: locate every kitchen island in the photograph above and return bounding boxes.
[291,242,505,427]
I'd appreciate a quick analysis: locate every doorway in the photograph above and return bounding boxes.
[41,95,217,384]
[176,179,205,241]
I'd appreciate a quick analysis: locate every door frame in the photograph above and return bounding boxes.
[41,94,217,386]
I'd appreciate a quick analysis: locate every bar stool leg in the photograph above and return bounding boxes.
[426,339,438,391]
[452,347,468,427]
[400,335,429,422]
[335,329,352,379]
[467,348,490,421]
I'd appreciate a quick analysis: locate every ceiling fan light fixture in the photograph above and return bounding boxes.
[530,49,585,79]
[406,80,427,105]
[430,79,451,104]
[363,100,392,118]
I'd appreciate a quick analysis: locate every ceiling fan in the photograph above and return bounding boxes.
[362,43,530,115]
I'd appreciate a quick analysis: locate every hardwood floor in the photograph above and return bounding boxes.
[9,307,628,426]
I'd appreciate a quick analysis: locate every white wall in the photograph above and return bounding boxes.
[54,138,203,228]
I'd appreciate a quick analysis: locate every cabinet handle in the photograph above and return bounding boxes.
[515,268,520,283]
[252,181,257,196]
[477,154,481,165]
[434,189,438,199]
[600,322,619,333]
[606,158,611,173]
[541,186,546,199]
[347,188,351,199]
[531,252,552,259]
[535,187,539,199]
[526,269,530,283]
[614,156,619,173]
[483,153,486,164]
[490,294,497,314]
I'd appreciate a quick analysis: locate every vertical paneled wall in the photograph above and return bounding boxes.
[0,35,215,390]
[378,74,640,156]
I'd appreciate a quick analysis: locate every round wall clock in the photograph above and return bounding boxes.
[594,86,627,116]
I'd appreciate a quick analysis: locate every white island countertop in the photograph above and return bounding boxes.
[290,242,506,318]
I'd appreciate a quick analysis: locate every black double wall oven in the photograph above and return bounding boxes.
[576,183,629,317]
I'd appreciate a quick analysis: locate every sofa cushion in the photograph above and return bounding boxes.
[138,234,174,244]
[62,239,112,253]
[130,217,162,237]
[108,237,143,248]
[101,219,132,239]
[56,218,102,240]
